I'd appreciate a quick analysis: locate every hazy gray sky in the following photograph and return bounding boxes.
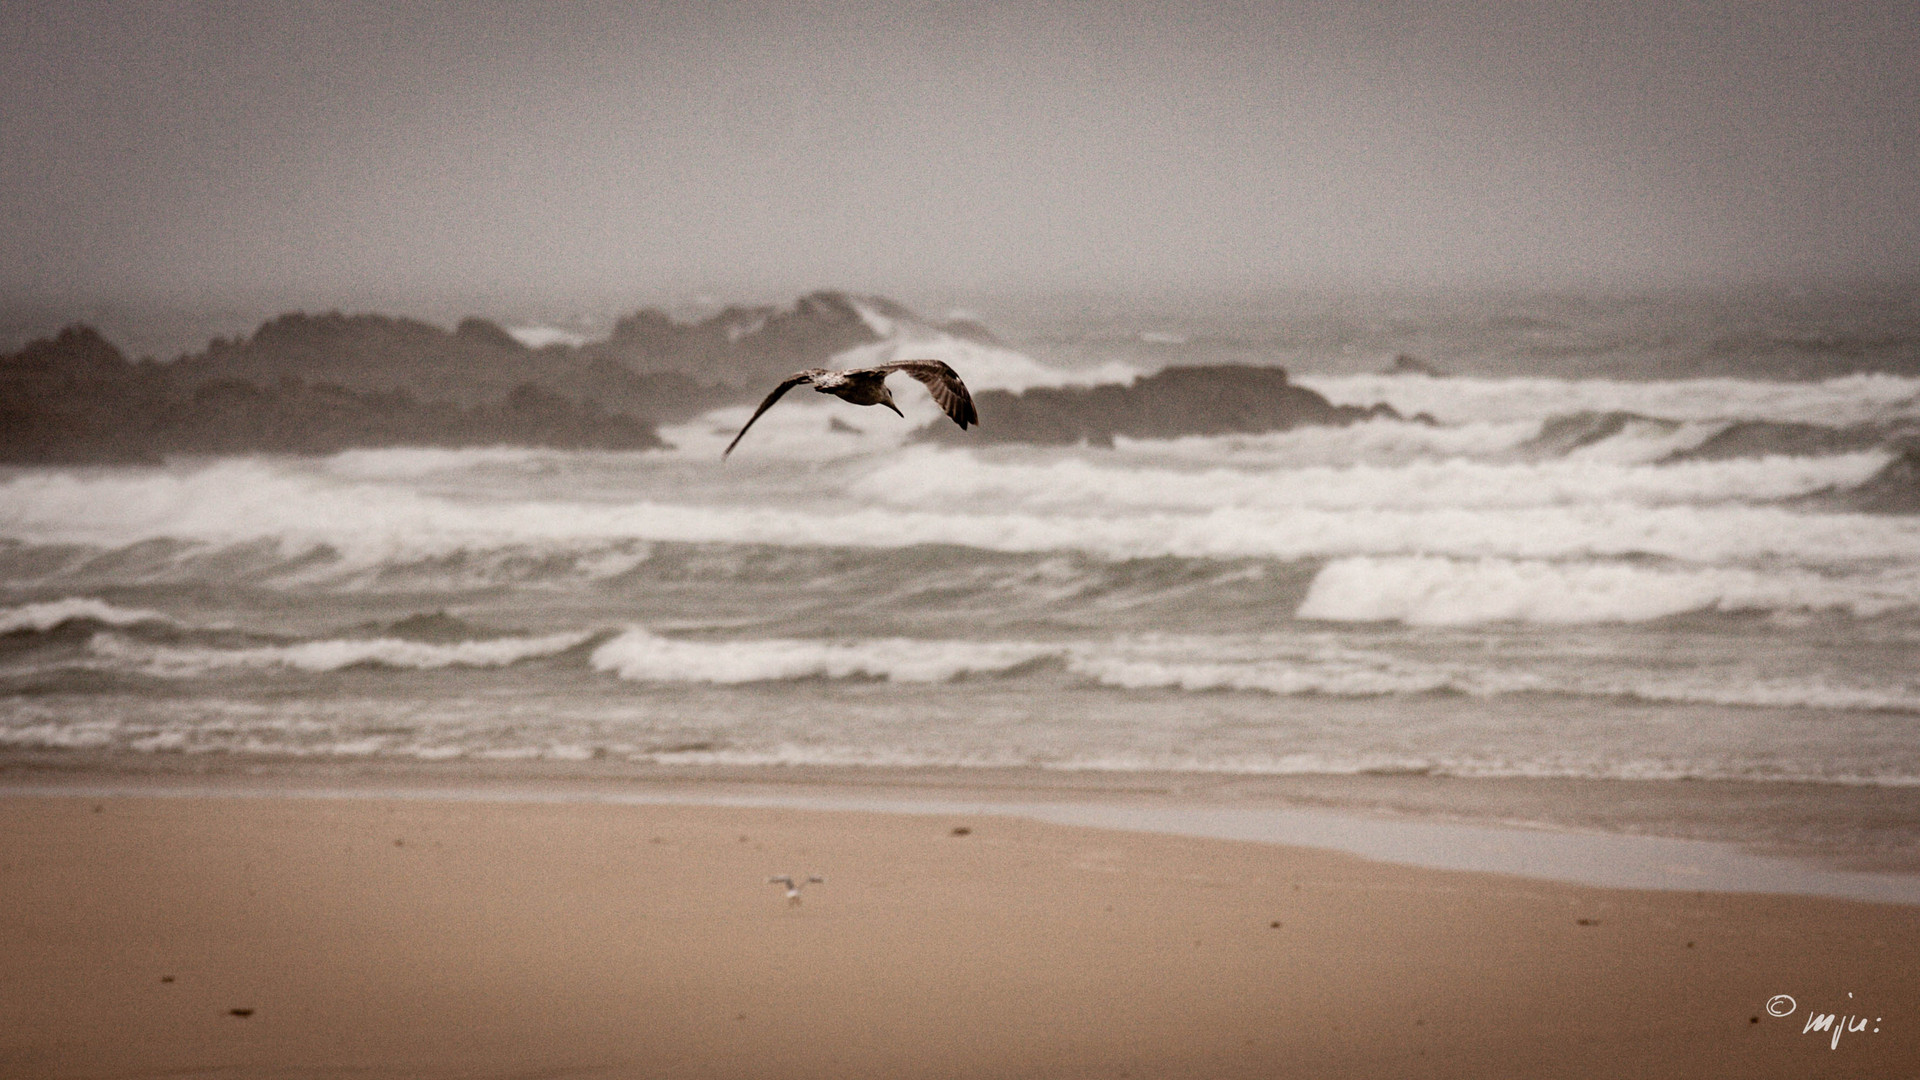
[3,0,1916,310]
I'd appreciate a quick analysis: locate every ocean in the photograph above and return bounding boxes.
[4,293,1918,876]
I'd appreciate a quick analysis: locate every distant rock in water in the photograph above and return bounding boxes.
[0,291,957,463]
[168,310,731,422]
[365,611,498,643]
[176,311,531,402]
[1,325,171,463]
[919,365,1400,448]
[0,324,130,378]
[593,290,887,389]
[0,324,668,463]
[1382,353,1445,377]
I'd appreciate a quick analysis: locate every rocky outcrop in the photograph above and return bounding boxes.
[0,325,667,462]
[920,364,1400,448]
[1381,353,1445,377]
[590,291,888,388]
[164,310,731,421]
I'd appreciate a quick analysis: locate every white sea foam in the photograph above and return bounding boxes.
[659,397,934,460]
[846,298,898,338]
[1552,417,1725,465]
[586,627,1485,694]
[506,325,588,349]
[1066,654,1476,696]
[0,721,117,749]
[6,459,1918,570]
[1110,418,1543,467]
[589,628,1052,684]
[652,321,1090,460]
[573,627,1920,713]
[324,446,556,478]
[1124,413,1727,469]
[88,630,593,676]
[856,445,1891,513]
[827,333,1140,393]
[1299,372,1920,427]
[0,597,172,633]
[1298,556,1920,625]
[1598,674,1920,713]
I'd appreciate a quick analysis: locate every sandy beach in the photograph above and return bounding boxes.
[2,789,1913,1079]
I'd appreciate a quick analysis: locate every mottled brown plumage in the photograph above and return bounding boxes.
[723,359,978,457]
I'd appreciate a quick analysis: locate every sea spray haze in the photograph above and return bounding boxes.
[2,290,1919,872]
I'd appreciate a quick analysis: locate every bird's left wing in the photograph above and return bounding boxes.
[725,371,821,458]
[878,360,977,429]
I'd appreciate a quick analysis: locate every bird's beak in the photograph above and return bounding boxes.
[882,398,904,418]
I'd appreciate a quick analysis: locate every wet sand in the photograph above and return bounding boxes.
[2,792,1914,1079]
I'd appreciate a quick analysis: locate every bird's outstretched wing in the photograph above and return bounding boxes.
[768,876,795,886]
[877,360,977,429]
[806,876,825,884]
[725,371,823,457]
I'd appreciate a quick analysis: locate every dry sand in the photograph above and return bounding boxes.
[1,792,1913,1079]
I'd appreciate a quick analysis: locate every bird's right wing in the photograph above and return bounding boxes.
[768,876,794,886]
[724,372,820,457]
[879,360,977,429]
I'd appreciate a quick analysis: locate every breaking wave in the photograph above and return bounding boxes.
[589,628,1051,684]
[582,627,1920,713]
[1298,556,1920,625]
[5,458,1916,574]
[1299,372,1920,428]
[856,445,1892,513]
[1110,418,1548,466]
[828,332,1141,394]
[87,629,595,676]
[1,597,173,634]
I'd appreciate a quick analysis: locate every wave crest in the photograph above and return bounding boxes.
[589,628,1051,684]
[1300,372,1920,427]
[89,630,595,676]
[1298,556,1919,625]
[1,597,173,634]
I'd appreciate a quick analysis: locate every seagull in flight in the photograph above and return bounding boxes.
[768,874,826,905]
[723,359,978,457]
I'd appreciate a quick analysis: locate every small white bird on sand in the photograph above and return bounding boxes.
[768,874,825,905]
[723,359,977,457]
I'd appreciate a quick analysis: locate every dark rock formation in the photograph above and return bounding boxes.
[167,310,730,422]
[920,364,1399,448]
[172,311,529,401]
[0,324,667,463]
[1,326,173,463]
[591,290,885,388]
[1382,353,1446,377]
[1,290,957,463]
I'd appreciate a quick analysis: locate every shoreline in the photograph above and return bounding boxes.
[7,755,1919,905]
[4,789,1916,1078]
